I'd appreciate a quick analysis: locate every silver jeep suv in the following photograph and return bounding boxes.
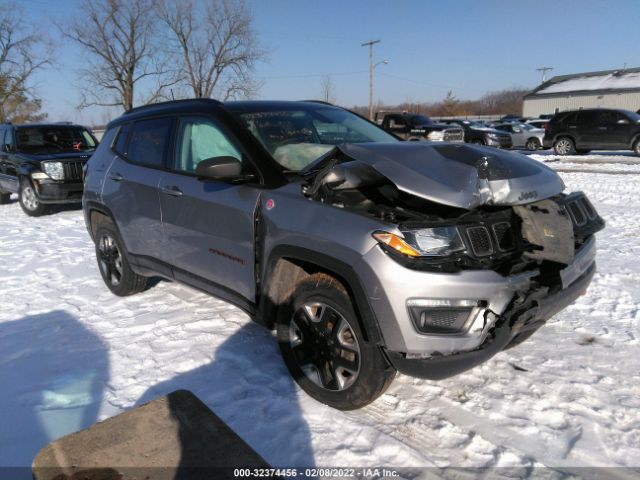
[83,99,604,410]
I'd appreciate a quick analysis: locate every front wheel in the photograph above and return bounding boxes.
[525,138,541,151]
[19,180,47,216]
[277,273,396,410]
[553,137,576,155]
[633,140,640,156]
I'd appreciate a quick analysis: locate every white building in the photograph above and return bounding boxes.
[523,67,640,117]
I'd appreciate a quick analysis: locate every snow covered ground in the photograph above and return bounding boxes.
[1,151,639,478]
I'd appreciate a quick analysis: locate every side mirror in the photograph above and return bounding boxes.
[195,156,254,182]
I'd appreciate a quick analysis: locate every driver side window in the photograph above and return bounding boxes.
[175,117,241,173]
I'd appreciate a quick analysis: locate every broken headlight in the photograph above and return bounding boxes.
[373,226,465,257]
[41,161,64,180]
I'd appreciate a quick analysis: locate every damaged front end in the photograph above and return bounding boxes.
[302,142,604,378]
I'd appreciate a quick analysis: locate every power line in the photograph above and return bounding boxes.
[361,40,381,120]
[536,66,554,83]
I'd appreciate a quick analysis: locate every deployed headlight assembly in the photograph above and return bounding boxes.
[373,226,465,257]
[41,162,65,180]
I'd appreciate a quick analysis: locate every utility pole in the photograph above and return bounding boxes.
[362,39,381,120]
[536,66,553,83]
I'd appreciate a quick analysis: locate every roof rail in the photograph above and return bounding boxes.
[300,100,335,106]
[125,98,223,114]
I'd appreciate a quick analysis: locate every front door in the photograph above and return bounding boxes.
[159,115,260,302]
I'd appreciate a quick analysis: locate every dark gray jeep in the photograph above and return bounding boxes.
[83,99,603,410]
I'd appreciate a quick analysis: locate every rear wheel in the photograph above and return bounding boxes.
[553,137,575,155]
[525,138,541,151]
[19,179,47,216]
[95,222,148,296]
[277,273,396,410]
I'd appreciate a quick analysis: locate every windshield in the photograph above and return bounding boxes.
[623,110,640,122]
[409,115,434,126]
[237,106,397,171]
[15,126,97,154]
[462,120,485,128]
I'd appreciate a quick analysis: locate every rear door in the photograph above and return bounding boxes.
[102,117,173,269]
[159,114,261,302]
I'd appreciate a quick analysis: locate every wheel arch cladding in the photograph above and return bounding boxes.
[259,246,383,345]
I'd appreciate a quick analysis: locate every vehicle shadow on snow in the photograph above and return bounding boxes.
[0,310,109,472]
[135,321,316,470]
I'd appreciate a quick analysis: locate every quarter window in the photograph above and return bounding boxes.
[174,117,241,173]
[113,123,131,157]
[127,118,172,168]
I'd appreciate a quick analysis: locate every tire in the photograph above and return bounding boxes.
[276,273,396,410]
[0,192,10,204]
[19,179,48,216]
[553,137,576,155]
[525,138,541,151]
[94,221,148,296]
[633,139,640,156]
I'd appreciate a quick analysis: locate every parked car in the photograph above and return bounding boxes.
[0,122,98,215]
[439,119,513,148]
[525,119,549,129]
[494,123,546,150]
[376,112,464,142]
[84,99,603,409]
[543,108,640,155]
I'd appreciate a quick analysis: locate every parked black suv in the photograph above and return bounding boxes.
[376,112,464,142]
[0,123,98,215]
[543,108,640,155]
[439,119,513,148]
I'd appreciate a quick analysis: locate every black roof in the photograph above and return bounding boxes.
[2,122,88,128]
[525,67,640,99]
[108,99,342,128]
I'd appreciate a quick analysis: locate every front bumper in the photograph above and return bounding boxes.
[486,136,513,148]
[357,235,597,357]
[33,180,84,204]
[385,261,595,379]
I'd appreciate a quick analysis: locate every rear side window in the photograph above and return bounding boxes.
[127,118,173,168]
[113,123,131,157]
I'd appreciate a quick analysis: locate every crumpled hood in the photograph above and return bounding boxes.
[335,142,564,209]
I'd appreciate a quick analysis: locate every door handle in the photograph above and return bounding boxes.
[161,185,183,197]
[110,172,124,182]
[597,126,608,130]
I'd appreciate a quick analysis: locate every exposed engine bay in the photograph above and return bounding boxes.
[302,143,605,277]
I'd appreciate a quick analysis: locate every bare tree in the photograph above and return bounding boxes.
[156,0,265,100]
[319,75,336,103]
[63,0,175,111]
[0,5,50,122]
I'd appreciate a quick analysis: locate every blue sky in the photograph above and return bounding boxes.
[22,0,640,125]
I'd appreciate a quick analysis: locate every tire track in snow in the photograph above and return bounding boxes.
[346,383,638,479]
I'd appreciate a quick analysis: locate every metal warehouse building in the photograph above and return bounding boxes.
[523,67,640,117]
